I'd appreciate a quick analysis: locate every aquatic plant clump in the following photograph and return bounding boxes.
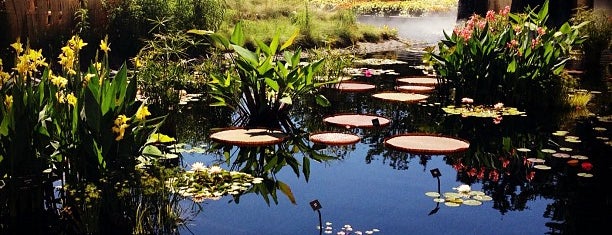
[442,99,525,124]
[425,184,492,207]
[424,0,588,109]
[168,162,263,202]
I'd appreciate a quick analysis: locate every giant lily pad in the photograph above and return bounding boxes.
[396,85,435,93]
[309,132,361,146]
[323,114,391,128]
[331,82,376,92]
[209,127,288,147]
[397,77,439,86]
[372,92,428,103]
[384,133,470,154]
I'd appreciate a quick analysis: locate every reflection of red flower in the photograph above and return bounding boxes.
[468,168,477,177]
[489,169,500,182]
[581,162,593,171]
[526,171,536,182]
[500,157,510,169]
[453,162,465,171]
[477,167,486,179]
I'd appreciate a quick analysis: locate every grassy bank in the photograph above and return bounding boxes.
[311,0,458,16]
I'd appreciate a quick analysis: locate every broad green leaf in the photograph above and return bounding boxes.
[280,29,299,50]
[302,156,310,182]
[315,94,330,107]
[142,145,164,157]
[277,181,296,204]
[265,78,280,91]
[148,133,176,143]
[230,21,245,46]
[232,45,258,65]
[507,58,517,72]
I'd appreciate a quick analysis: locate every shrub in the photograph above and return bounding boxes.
[424,1,587,110]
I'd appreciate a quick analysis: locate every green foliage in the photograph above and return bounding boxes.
[424,1,586,110]
[0,36,170,233]
[134,21,212,110]
[207,23,334,132]
[570,8,612,69]
[102,0,225,58]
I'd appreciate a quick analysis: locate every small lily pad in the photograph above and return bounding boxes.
[517,148,531,152]
[444,202,461,207]
[559,147,573,152]
[571,155,589,160]
[533,165,551,170]
[463,199,483,206]
[552,153,571,158]
[433,198,445,203]
[541,149,557,154]
[425,192,441,197]
[577,172,594,178]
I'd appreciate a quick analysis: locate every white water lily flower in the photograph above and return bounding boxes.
[191,162,206,171]
[454,184,471,193]
[209,165,223,174]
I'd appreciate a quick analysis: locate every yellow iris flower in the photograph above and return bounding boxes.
[135,105,151,121]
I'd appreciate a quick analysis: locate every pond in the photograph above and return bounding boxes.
[169,38,611,235]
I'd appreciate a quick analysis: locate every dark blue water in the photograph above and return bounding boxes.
[174,14,611,235]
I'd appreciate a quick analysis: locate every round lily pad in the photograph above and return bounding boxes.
[517,148,531,153]
[552,153,570,158]
[533,165,551,170]
[425,192,441,198]
[463,199,483,206]
[571,155,589,160]
[559,147,573,152]
[433,198,445,203]
[541,149,557,154]
[210,127,288,147]
[396,85,435,93]
[397,77,439,86]
[577,172,594,178]
[444,202,461,207]
[331,82,376,92]
[323,114,391,128]
[309,132,361,146]
[384,133,470,154]
[372,92,429,103]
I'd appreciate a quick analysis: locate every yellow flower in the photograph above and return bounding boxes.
[10,39,23,54]
[68,35,88,51]
[100,38,111,53]
[112,115,130,141]
[4,95,13,109]
[94,62,102,71]
[50,72,68,88]
[135,105,151,121]
[56,92,66,103]
[66,93,77,107]
[83,73,95,86]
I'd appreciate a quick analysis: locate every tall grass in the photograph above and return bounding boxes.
[219,0,398,48]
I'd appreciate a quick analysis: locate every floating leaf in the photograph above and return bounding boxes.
[425,192,441,198]
[541,149,556,154]
[463,200,483,206]
[533,165,551,170]
[444,202,461,207]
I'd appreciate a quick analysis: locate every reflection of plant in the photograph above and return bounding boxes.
[207,22,333,131]
[210,132,338,205]
[424,1,587,110]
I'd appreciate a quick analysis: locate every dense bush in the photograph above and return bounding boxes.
[424,1,586,110]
